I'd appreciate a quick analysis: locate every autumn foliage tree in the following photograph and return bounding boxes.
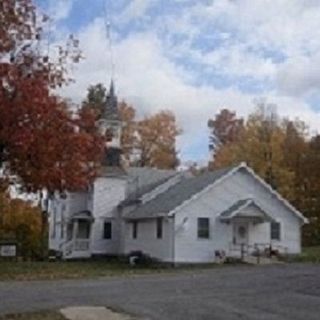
[0,190,43,258]
[208,108,243,151]
[299,135,320,245]
[209,103,320,245]
[136,110,180,169]
[0,0,104,257]
[119,101,137,162]
[212,104,296,195]
[0,0,104,193]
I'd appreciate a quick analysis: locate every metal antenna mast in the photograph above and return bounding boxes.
[103,0,115,84]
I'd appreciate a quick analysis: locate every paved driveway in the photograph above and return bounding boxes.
[0,264,320,320]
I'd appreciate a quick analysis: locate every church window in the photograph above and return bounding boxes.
[132,221,138,239]
[271,222,281,240]
[103,221,112,239]
[156,218,163,239]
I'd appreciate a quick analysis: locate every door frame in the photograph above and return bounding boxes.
[233,221,249,246]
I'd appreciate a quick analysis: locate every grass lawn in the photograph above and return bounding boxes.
[0,258,229,282]
[0,311,66,320]
[0,259,177,281]
[2,247,318,282]
[293,246,320,263]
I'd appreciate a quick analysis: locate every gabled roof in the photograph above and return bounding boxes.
[123,166,236,220]
[219,198,275,222]
[242,164,308,224]
[219,199,252,219]
[125,167,178,201]
[123,162,308,223]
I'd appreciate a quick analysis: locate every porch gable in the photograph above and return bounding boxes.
[219,199,275,223]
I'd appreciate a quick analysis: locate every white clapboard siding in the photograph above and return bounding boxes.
[173,168,302,263]
[123,218,174,262]
[90,177,127,255]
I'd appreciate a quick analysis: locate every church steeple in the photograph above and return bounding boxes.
[109,79,115,96]
[102,80,120,121]
[97,80,122,167]
[97,9,123,168]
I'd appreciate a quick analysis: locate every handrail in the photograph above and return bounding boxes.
[60,238,90,258]
[229,242,288,260]
[253,243,289,254]
[58,238,72,251]
[63,240,73,257]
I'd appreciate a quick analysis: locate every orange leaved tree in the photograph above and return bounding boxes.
[0,0,104,257]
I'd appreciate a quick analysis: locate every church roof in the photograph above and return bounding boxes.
[123,166,235,220]
[99,165,127,178]
[124,167,178,201]
[218,198,275,222]
[99,166,178,195]
[219,199,251,218]
[102,80,120,121]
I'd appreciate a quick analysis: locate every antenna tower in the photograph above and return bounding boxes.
[103,0,115,84]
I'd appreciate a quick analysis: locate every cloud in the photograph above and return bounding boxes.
[157,0,320,95]
[49,0,74,21]
[53,0,320,163]
[277,55,320,97]
[118,0,156,22]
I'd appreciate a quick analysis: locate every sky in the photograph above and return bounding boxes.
[35,0,320,164]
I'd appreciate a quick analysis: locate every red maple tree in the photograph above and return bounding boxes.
[0,0,104,193]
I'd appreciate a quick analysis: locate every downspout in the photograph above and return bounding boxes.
[170,215,175,266]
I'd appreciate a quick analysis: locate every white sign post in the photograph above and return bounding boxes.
[0,244,17,257]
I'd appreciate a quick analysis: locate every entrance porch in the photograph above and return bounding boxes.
[219,199,279,259]
[62,211,94,259]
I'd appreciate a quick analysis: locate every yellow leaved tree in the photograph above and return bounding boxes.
[212,104,304,202]
[0,190,43,259]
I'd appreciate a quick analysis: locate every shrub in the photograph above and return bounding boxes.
[127,251,155,266]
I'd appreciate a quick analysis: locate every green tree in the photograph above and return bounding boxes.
[82,83,107,119]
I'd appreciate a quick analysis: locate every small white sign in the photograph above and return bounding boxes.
[0,245,17,257]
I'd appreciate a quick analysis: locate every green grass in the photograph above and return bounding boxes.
[292,246,320,263]
[0,311,66,320]
[279,246,320,263]
[0,260,177,281]
[0,259,229,282]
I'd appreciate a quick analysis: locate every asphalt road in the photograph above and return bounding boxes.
[0,264,320,320]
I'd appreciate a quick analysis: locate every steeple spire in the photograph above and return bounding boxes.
[97,79,122,168]
[102,80,120,121]
[102,1,118,121]
[109,79,115,96]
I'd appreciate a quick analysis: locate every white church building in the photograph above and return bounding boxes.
[48,83,307,263]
